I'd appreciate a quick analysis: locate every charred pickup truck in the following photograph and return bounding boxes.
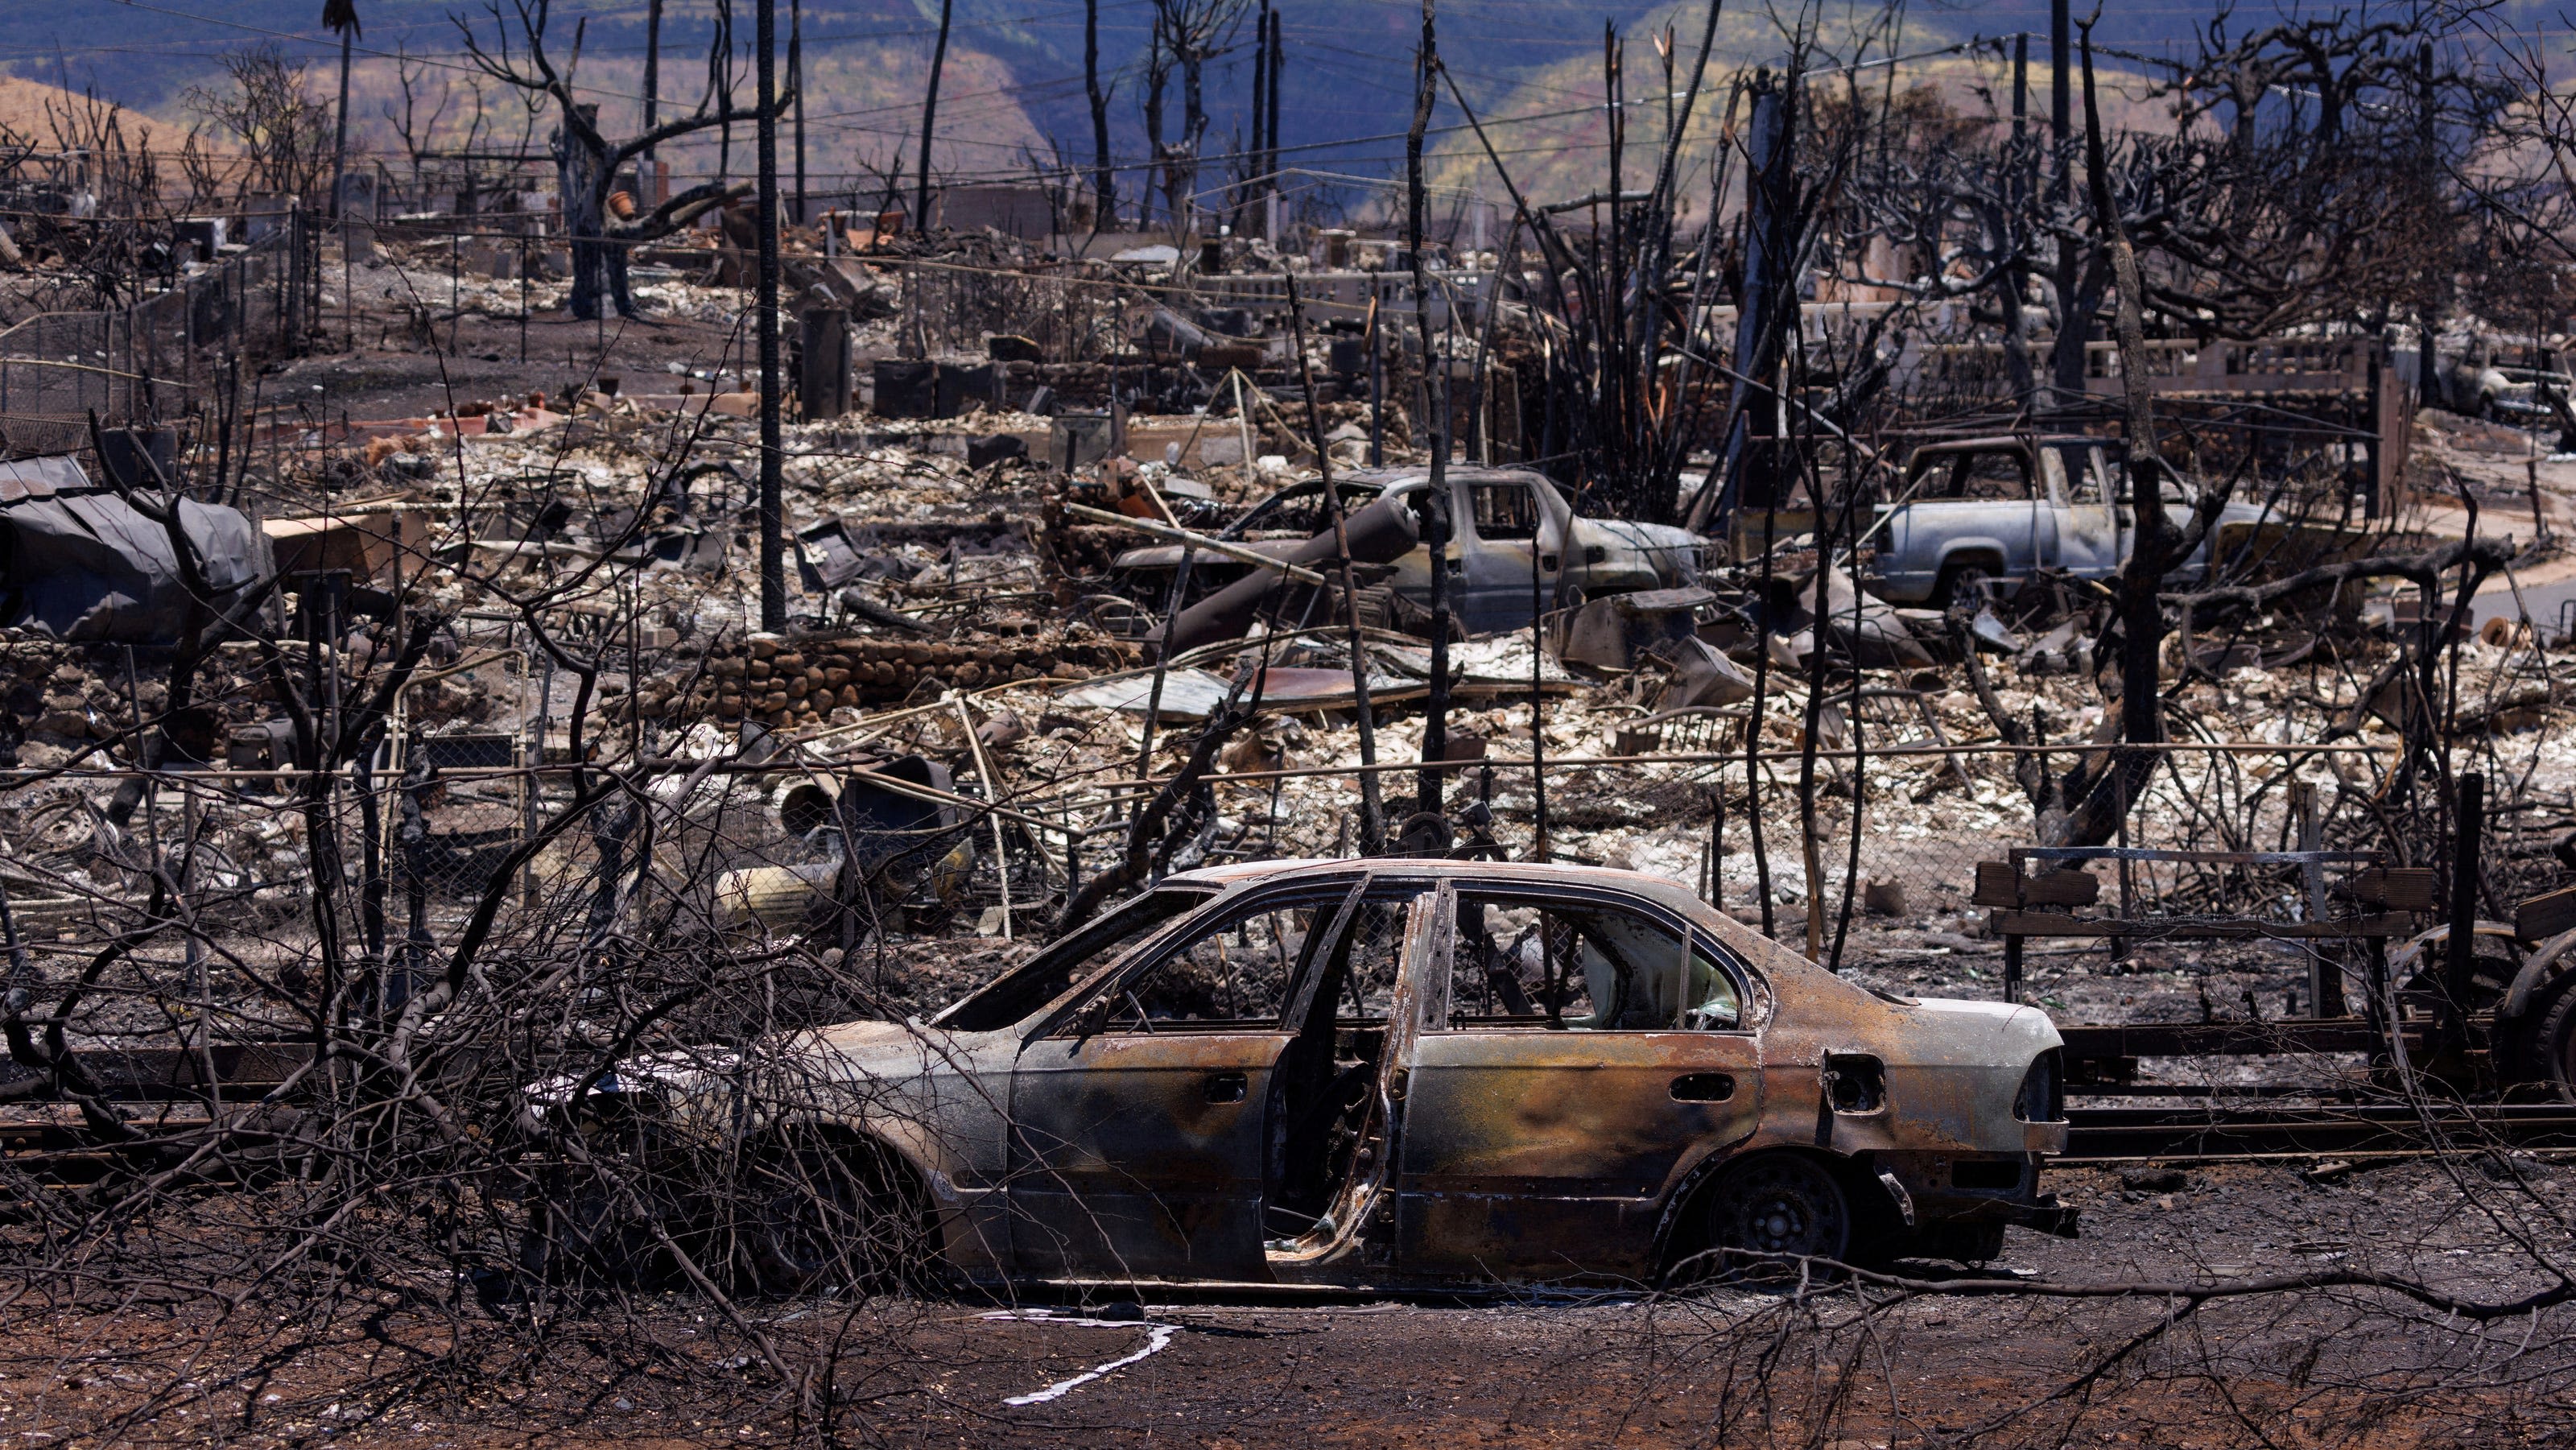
[1860,434,2283,609]
[532,860,2074,1292]
[1110,465,1706,645]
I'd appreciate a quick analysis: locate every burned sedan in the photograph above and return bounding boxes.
[573,860,2073,1291]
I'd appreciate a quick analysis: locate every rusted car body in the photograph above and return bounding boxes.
[598,860,2074,1290]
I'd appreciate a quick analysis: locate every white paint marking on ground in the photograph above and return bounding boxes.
[982,1310,1179,1406]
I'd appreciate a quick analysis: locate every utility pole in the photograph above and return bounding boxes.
[326,1,356,221]
[2049,0,2077,405]
[643,0,662,159]
[758,0,786,630]
[2050,1,2070,171]
[1087,0,1115,231]
[2012,32,2028,171]
[324,1,357,347]
[1249,0,1269,235]
[2418,40,2440,407]
[1267,10,1284,225]
[917,0,956,229]
[791,0,807,224]
[1697,68,1789,535]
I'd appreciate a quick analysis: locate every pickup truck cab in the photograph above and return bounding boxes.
[1862,435,2270,608]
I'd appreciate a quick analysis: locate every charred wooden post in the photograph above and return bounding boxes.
[1405,0,1451,816]
[758,0,787,630]
[2447,772,2484,1008]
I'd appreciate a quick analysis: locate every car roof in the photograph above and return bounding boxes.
[1161,856,1693,896]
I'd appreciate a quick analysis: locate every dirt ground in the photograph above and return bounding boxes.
[2,1156,2566,1449]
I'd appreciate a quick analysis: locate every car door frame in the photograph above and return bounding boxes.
[1384,880,1769,1283]
[1451,472,1563,633]
[2041,441,2121,581]
[1003,875,1360,1283]
[1263,878,1441,1280]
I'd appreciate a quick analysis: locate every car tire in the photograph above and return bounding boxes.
[520,1177,666,1288]
[1687,1155,1852,1286]
[2528,976,2576,1104]
[741,1133,930,1295]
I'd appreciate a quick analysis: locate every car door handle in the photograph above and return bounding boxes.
[1203,1072,1248,1104]
[1670,1072,1735,1103]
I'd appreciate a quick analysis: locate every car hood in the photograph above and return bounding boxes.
[518,1020,966,1130]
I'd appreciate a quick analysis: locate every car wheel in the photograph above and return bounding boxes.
[742,1134,927,1295]
[1690,1155,1852,1285]
[2530,978,2576,1104]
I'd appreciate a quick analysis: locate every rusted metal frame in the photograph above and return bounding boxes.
[1988,911,2413,940]
[1320,878,1441,1263]
[2059,1020,2425,1059]
[2445,771,2485,1014]
[1265,874,1384,1260]
[1025,878,1344,1044]
[1411,880,1457,1031]
[1996,845,2397,1003]
[1279,874,1376,1031]
[2010,846,2383,867]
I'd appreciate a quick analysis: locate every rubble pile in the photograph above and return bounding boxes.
[2,641,266,760]
[622,624,1139,726]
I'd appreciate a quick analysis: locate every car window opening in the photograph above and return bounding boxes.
[932,884,1214,1031]
[1471,482,1540,540]
[1444,894,1742,1031]
[1946,450,2032,501]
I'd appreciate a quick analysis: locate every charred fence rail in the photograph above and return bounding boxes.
[0,213,312,455]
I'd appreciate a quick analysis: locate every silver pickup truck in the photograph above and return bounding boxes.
[1861,435,2276,608]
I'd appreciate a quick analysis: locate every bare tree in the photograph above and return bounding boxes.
[1144,0,1247,236]
[384,46,458,205]
[186,45,336,206]
[459,0,793,320]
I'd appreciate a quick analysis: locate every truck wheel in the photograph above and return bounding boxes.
[1941,565,1992,617]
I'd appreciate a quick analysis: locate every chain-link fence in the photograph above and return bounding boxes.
[0,214,312,455]
[894,260,1134,364]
